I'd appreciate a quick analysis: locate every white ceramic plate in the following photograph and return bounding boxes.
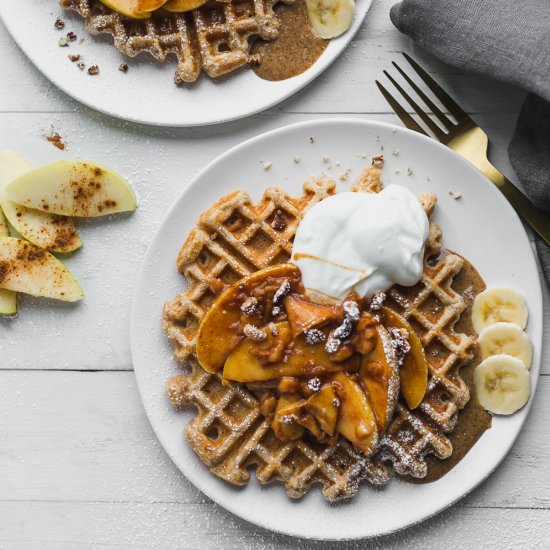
[0,0,372,127]
[130,118,542,540]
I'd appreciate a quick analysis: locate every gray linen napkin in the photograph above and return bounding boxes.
[390,0,550,281]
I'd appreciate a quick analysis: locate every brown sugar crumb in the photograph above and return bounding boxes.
[44,130,67,151]
[88,65,99,76]
[68,54,81,62]
[271,210,287,231]
[54,19,65,30]
[240,296,259,316]
[372,154,384,168]
[339,171,350,182]
[66,32,77,42]
[119,63,129,73]
[77,62,86,70]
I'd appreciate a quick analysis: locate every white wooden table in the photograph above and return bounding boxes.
[1,1,549,548]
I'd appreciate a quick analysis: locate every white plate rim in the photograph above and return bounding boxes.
[129,117,543,540]
[0,1,373,127]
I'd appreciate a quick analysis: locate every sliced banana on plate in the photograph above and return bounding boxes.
[472,286,528,334]
[478,322,532,369]
[306,0,355,39]
[474,354,531,415]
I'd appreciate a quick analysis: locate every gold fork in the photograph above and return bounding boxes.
[376,53,550,246]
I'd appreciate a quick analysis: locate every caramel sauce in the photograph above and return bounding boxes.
[44,130,66,151]
[293,252,366,274]
[251,0,328,81]
[410,253,492,483]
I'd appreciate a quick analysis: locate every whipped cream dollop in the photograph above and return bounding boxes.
[291,185,429,300]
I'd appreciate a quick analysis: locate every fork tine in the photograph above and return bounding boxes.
[382,70,445,139]
[391,61,454,130]
[375,80,428,136]
[402,53,466,120]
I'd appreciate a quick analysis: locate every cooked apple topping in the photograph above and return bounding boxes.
[195,264,430,454]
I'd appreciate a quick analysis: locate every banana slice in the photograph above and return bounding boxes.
[474,354,530,415]
[306,0,355,39]
[472,286,528,334]
[478,322,532,369]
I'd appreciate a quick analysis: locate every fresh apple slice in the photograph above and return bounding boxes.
[0,151,81,253]
[163,0,208,12]
[0,237,83,302]
[0,287,17,315]
[0,204,8,236]
[0,209,16,315]
[382,307,428,409]
[331,372,378,455]
[99,0,151,18]
[359,325,399,433]
[6,160,137,218]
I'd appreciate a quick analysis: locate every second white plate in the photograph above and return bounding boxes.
[0,0,372,126]
[130,118,542,539]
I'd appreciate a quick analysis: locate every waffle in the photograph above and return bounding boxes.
[163,169,476,500]
[60,0,290,83]
[376,252,474,477]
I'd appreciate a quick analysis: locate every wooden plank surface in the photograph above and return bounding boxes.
[1,371,549,549]
[0,0,549,547]
[1,371,549,508]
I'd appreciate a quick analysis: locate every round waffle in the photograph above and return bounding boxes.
[163,161,477,500]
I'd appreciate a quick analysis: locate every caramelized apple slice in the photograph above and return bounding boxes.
[303,385,339,436]
[331,372,378,455]
[296,412,323,439]
[283,294,339,337]
[136,0,168,12]
[196,264,301,373]
[272,394,304,441]
[382,307,428,409]
[359,325,399,433]
[223,322,360,382]
[163,0,208,11]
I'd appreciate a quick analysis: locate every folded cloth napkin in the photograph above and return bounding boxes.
[390,0,550,282]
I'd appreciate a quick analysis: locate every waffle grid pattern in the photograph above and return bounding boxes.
[165,179,391,501]
[163,175,476,499]
[378,253,475,477]
[60,0,289,83]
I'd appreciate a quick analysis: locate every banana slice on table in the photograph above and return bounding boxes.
[474,354,531,415]
[472,286,528,334]
[306,0,355,39]
[478,322,532,369]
